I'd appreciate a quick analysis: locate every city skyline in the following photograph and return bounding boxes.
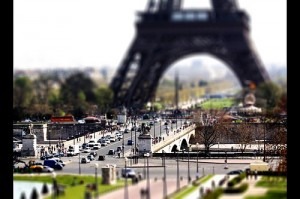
[14,0,286,71]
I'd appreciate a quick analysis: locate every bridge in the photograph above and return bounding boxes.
[152,124,196,153]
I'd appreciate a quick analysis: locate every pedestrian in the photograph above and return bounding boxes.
[211,180,215,189]
[254,169,258,180]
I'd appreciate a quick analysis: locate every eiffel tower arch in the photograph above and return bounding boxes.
[110,0,270,109]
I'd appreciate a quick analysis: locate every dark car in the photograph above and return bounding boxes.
[108,149,115,155]
[121,168,136,178]
[127,139,134,145]
[227,169,244,175]
[98,155,105,161]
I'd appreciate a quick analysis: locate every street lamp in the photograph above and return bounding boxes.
[78,152,81,175]
[143,149,146,179]
[160,120,162,137]
[187,145,191,183]
[122,131,125,158]
[176,150,180,190]
[196,143,199,174]
[48,124,51,148]
[134,123,138,164]
[153,122,155,143]
[52,172,57,199]
[144,152,150,199]
[162,150,167,199]
[124,156,129,199]
[73,124,76,145]
[94,163,99,197]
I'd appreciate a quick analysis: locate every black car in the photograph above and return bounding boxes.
[108,149,115,155]
[227,169,244,175]
[98,155,105,161]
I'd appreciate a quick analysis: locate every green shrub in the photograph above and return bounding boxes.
[202,188,223,199]
[224,183,248,194]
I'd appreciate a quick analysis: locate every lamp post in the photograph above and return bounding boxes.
[160,120,162,137]
[124,156,129,199]
[122,130,125,158]
[263,117,266,162]
[94,163,99,197]
[73,124,76,145]
[134,123,137,164]
[196,143,199,174]
[165,123,168,136]
[52,172,57,199]
[48,124,51,148]
[143,149,146,179]
[176,150,180,190]
[144,152,150,199]
[78,152,81,175]
[153,122,156,143]
[187,145,191,183]
[162,150,167,199]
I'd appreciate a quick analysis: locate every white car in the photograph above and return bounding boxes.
[42,166,54,173]
[83,147,91,153]
[100,140,108,146]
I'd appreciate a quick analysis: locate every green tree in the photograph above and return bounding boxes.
[95,86,113,114]
[13,76,34,121]
[13,76,34,108]
[59,72,97,115]
[255,81,282,113]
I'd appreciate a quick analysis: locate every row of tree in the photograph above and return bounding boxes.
[13,70,286,122]
[13,72,113,122]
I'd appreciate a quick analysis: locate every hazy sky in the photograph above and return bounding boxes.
[13,0,286,71]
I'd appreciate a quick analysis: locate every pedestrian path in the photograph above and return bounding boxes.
[98,178,189,199]
[184,174,227,199]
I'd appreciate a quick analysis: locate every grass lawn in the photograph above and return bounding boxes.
[169,174,213,199]
[245,176,287,199]
[14,174,125,199]
[199,98,235,110]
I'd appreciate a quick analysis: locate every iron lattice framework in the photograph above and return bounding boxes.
[110,0,270,109]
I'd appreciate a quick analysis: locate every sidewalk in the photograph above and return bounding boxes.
[184,174,228,199]
[98,178,189,199]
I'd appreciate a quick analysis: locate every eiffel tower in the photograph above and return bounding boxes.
[110,0,270,109]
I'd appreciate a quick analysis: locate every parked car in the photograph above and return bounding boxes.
[108,149,115,155]
[127,139,134,145]
[89,151,97,157]
[121,168,136,178]
[30,165,54,173]
[81,157,90,163]
[98,155,105,161]
[87,154,95,161]
[42,165,54,173]
[49,158,66,167]
[83,147,91,153]
[100,140,108,146]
